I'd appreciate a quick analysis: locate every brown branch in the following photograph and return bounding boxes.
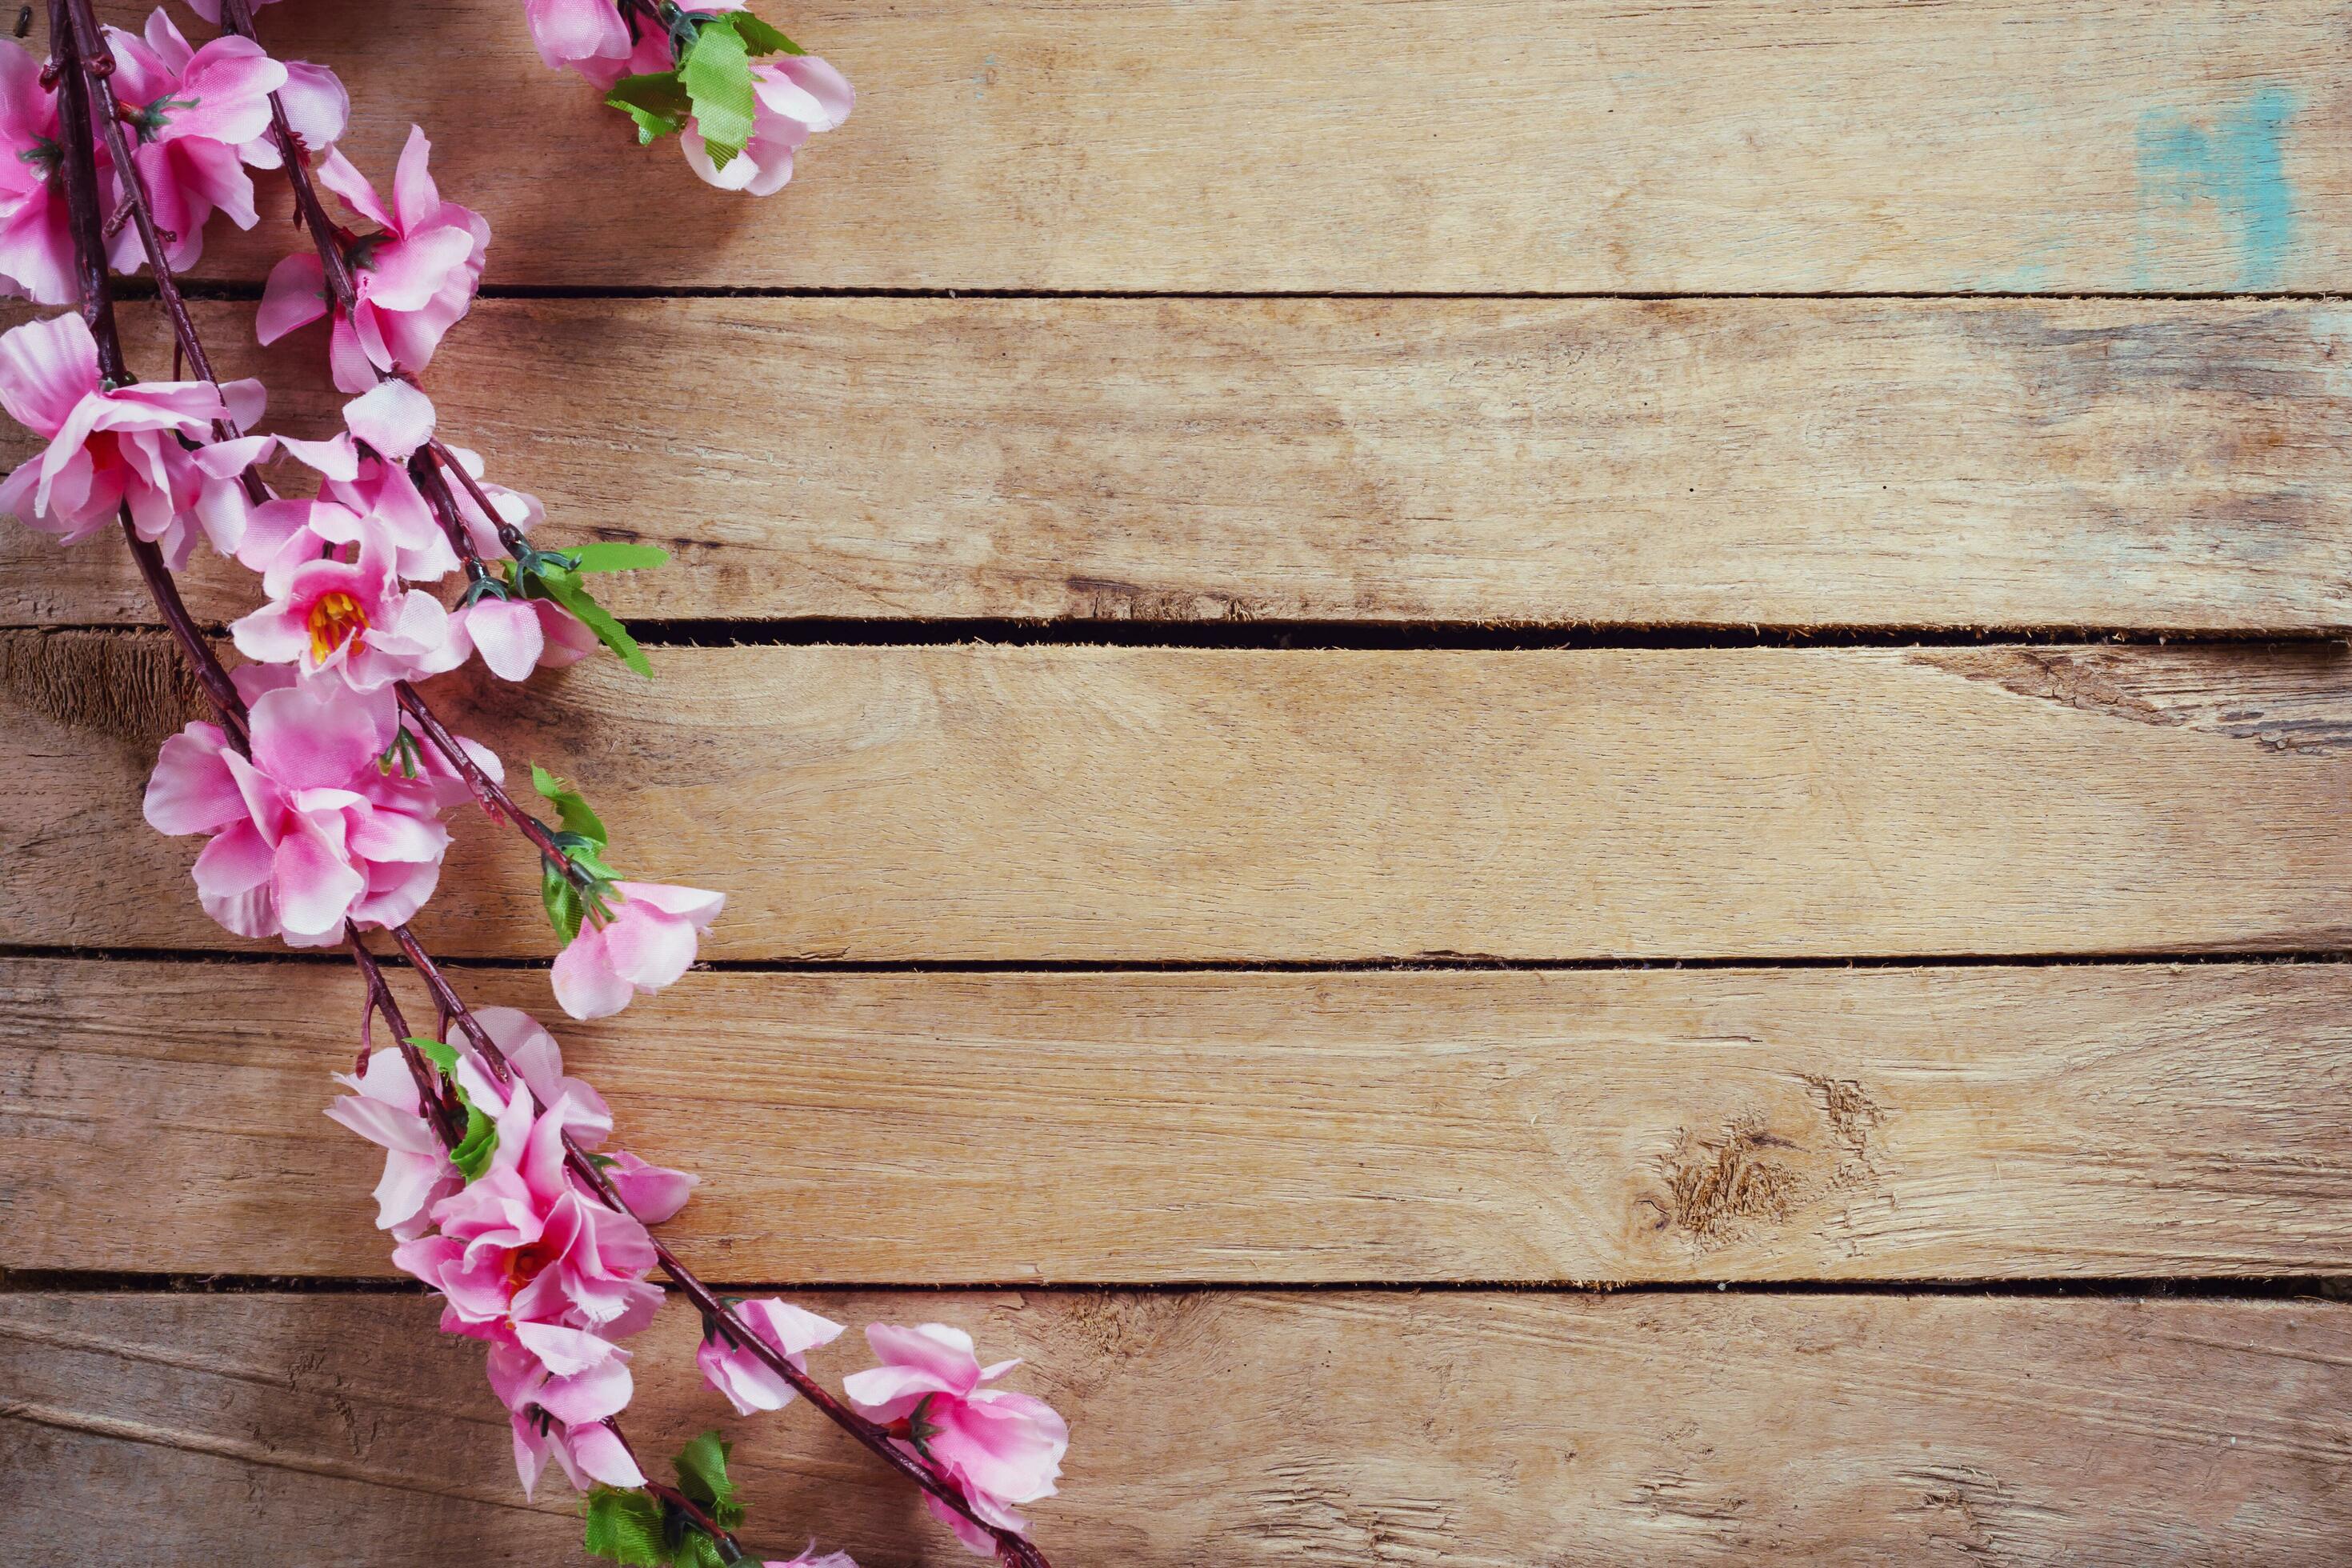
[46,6,1062,1562]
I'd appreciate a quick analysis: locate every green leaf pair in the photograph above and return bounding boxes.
[582,1432,747,1566]
[602,10,804,169]
[531,766,626,944]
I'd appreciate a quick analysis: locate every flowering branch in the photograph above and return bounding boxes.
[13,2,1070,1562]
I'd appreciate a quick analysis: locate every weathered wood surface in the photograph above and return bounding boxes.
[6,298,2350,630]
[44,0,2346,293]
[6,1290,2350,1564]
[7,958,2352,1281]
[5,633,2349,961]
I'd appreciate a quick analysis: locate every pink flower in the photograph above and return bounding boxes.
[229,527,464,690]
[0,41,82,305]
[392,1079,664,1346]
[570,1,746,90]
[510,1412,646,1498]
[523,0,633,76]
[451,594,598,681]
[100,10,288,274]
[142,674,455,946]
[766,1554,857,1568]
[0,311,264,562]
[257,127,488,393]
[551,881,726,1021]
[697,1298,843,1415]
[326,1046,461,1238]
[682,55,854,198]
[843,1323,1069,1557]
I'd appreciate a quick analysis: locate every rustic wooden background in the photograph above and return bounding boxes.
[6,0,2352,1561]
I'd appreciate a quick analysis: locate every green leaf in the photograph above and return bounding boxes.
[606,70,693,144]
[678,15,757,170]
[404,1035,461,1080]
[535,567,654,679]
[671,1431,745,1530]
[542,859,586,944]
[729,13,804,54]
[450,1098,498,1182]
[530,764,610,850]
[584,1487,670,1566]
[561,542,671,574]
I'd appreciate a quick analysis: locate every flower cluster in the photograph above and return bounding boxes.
[3,2,1064,1563]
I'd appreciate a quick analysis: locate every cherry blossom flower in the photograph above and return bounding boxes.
[228,528,466,689]
[697,1298,843,1415]
[569,0,748,90]
[523,0,634,78]
[142,674,455,946]
[682,55,855,198]
[452,594,600,681]
[326,1047,461,1238]
[257,127,488,392]
[0,310,264,562]
[844,1323,1069,1556]
[0,42,82,305]
[100,10,288,274]
[478,1004,697,1220]
[392,1080,665,1347]
[766,1554,857,1568]
[551,881,726,1020]
[510,1412,646,1498]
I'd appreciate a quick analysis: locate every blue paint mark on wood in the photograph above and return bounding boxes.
[2134,86,2298,290]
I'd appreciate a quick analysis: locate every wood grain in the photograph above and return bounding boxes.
[46,0,2352,293]
[3,634,2350,962]
[6,298,2351,630]
[6,1290,2350,1564]
[7,958,2352,1281]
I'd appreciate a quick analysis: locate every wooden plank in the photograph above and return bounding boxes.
[6,298,2351,631]
[40,0,2350,292]
[7,958,2352,1281]
[5,1290,2349,1562]
[3,634,2350,962]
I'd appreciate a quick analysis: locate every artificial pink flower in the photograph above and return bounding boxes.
[0,311,264,561]
[682,55,854,197]
[569,0,746,90]
[697,1298,843,1415]
[451,594,598,681]
[844,1323,1070,1556]
[142,675,454,946]
[0,41,82,304]
[510,1412,646,1498]
[523,0,633,77]
[229,529,465,689]
[326,1046,456,1232]
[765,1554,857,1568]
[238,58,348,170]
[100,10,288,274]
[258,127,488,392]
[551,881,726,1021]
[326,1046,461,1238]
[392,1080,665,1346]
[487,1324,635,1436]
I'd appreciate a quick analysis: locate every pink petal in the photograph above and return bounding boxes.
[342,378,436,459]
[250,677,395,790]
[163,37,286,147]
[462,597,545,682]
[142,722,241,834]
[190,819,275,899]
[610,881,726,927]
[256,252,329,344]
[868,1322,983,1392]
[563,1422,645,1490]
[390,126,442,235]
[270,814,366,936]
[314,146,391,230]
[601,903,698,994]
[604,1150,697,1224]
[0,313,98,436]
[551,927,634,1021]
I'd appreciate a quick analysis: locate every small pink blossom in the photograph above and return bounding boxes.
[682,55,854,198]
[142,675,454,946]
[100,10,288,274]
[452,594,598,681]
[510,1412,646,1498]
[843,1323,1069,1557]
[766,1554,857,1568]
[258,127,488,393]
[391,1079,664,1348]
[326,1046,459,1238]
[551,881,726,1021]
[0,311,264,562]
[229,528,464,689]
[570,1,746,90]
[477,1004,697,1221]
[523,0,634,77]
[697,1298,843,1415]
[0,41,82,305]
